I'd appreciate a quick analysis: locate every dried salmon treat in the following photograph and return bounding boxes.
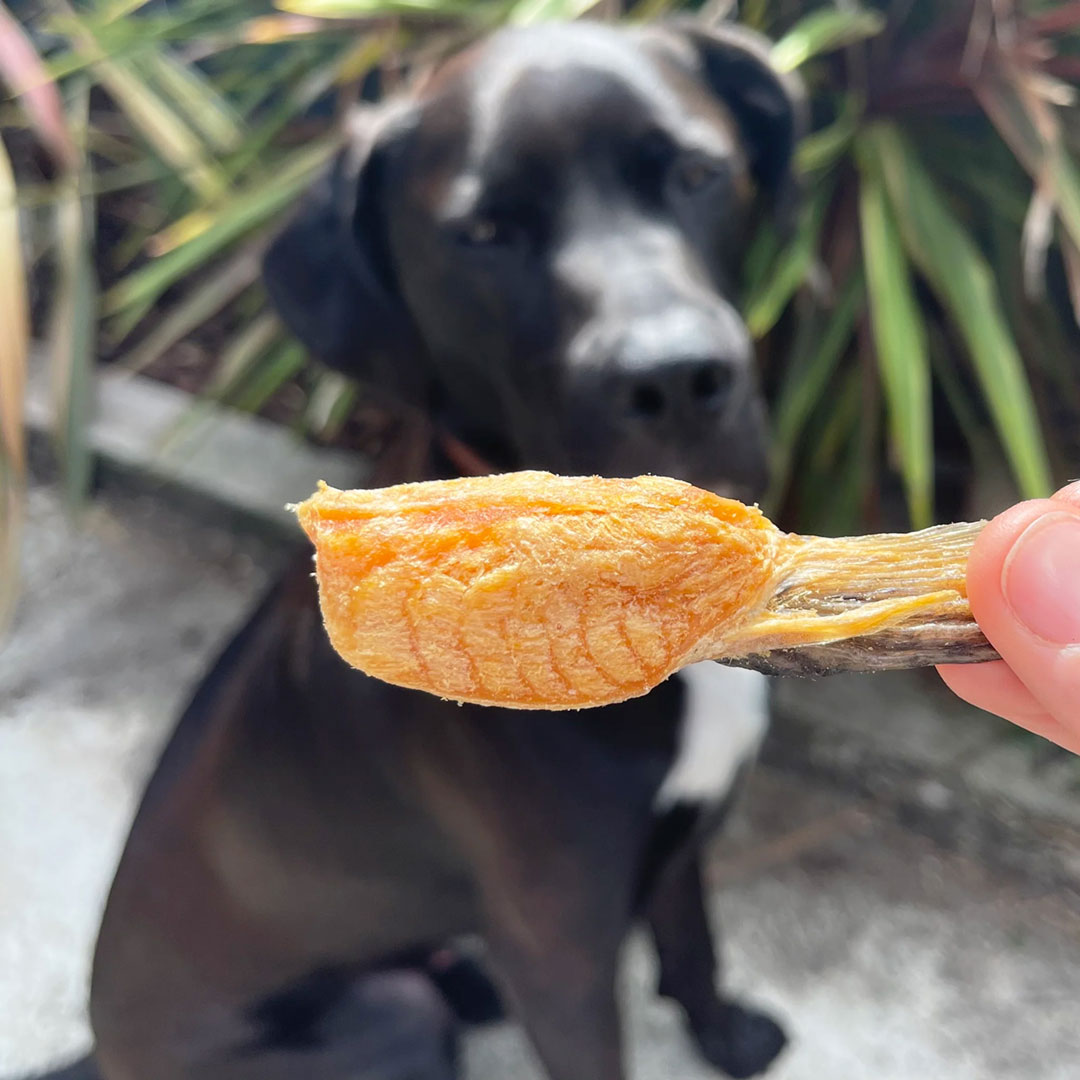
[295,472,996,709]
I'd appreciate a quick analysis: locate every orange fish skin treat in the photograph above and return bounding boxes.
[295,471,992,709]
[297,473,782,708]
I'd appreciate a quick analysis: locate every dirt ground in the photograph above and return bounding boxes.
[3,480,1079,1080]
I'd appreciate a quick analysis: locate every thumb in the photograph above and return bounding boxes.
[953,483,1080,742]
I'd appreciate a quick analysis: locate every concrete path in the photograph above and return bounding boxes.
[3,482,1078,1080]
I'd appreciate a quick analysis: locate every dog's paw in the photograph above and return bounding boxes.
[691,1003,787,1079]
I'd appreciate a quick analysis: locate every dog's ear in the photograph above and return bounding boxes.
[663,20,807,226]
[262,106,426,402]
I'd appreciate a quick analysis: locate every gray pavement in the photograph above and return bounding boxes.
[3,481,1079,1080]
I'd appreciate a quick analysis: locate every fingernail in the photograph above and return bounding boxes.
[1002,512,1080,644]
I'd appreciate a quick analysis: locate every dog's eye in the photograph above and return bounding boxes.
[675,157,726,195]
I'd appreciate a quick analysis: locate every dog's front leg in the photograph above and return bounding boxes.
[481,872,627,1080]
[647,851,787,1079]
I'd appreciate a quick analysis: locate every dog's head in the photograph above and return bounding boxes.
[264,20,804,498]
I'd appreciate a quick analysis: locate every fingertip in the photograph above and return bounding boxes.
[1052,479,1080,510]
[936,659,1044,718]
[936,661,1080,752]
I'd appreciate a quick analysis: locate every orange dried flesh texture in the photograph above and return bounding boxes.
[297,472,782,709]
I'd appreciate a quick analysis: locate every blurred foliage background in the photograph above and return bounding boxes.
[2,0,1080,623]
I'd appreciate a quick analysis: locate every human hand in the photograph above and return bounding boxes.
[938,481,1080,754]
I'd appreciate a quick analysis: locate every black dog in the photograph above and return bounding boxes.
[87,20,803,1080]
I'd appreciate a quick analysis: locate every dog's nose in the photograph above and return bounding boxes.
[621,356,739,425]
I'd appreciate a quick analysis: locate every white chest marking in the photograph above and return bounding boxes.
[654,663,769,809]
